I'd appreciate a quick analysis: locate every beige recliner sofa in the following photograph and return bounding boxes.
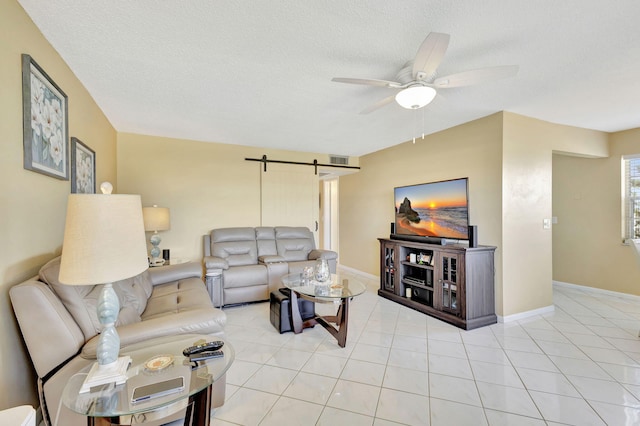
[203,226,338,306]
[10,257,226,426]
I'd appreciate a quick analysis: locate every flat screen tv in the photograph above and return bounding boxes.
[394,178,469,241]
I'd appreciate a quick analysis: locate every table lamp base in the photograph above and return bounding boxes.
[79,356,132,394]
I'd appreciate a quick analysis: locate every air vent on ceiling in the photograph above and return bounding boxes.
[329,155,349,165]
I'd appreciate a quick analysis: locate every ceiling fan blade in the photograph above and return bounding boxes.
[332,77,401,88]
[433,65,519,88]
[412,32,450,80]
[359,95,396,114]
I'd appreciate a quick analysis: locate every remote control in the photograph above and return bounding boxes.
[182,341,224,356]
[189,350,224,362]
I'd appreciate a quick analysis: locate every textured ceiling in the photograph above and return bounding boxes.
[17,0,640,157]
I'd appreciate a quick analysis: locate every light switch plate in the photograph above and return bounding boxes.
[543,218,551,229]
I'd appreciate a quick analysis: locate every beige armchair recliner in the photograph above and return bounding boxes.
[203,226,338,307]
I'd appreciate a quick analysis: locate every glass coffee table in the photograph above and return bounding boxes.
[62,334,234,426]
[281,273,367,347]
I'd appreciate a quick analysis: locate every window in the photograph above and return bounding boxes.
[624,155,640,242]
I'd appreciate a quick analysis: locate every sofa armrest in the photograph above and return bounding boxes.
[265,262,289,294]
[10,279,85,379]
[259,255,286,264]
[204,255,228,270]
[148,262,202,286]
[308,249,338,261]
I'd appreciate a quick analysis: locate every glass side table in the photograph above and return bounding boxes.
[62,334,234,426]
[281,273,367,347]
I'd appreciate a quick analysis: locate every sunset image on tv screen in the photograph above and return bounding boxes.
[395,178,469,239]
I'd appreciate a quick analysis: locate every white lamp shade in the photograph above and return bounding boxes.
[142,206,170,232]
[59,194,149,285]
[395,86,437,109]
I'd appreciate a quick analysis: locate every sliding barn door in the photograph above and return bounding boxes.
[260,163,319,242]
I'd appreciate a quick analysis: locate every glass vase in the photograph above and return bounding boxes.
[314,258,330,283]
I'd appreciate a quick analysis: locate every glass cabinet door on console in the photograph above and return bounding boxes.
[382,242,397,293]
[439,252,462,317]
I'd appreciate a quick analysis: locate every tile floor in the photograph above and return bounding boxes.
[209,274,640,425]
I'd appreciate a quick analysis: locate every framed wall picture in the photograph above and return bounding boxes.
[21,54,69,180]
[70,137,96,194]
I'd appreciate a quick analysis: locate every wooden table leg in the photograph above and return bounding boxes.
[313,297,350,347]
[335,298,349,347]
[186,384,212,426]
[88,417,117,425]
[289,290,303,334]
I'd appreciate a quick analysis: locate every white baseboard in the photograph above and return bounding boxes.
[553,280,640,302]
[337,264,378,281]
[497,305,555,323]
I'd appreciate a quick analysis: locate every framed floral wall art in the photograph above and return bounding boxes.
[21,54,69,180]
[70,137,96,194]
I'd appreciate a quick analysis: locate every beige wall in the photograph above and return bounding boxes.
[0,0,117,410]
[501,113,552,316]
[501,113,607,316]
[339,112,609,317]
[553,128,640,294]
[116,133,355,261]
[339,113,505,309]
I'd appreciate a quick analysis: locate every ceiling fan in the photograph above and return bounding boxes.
[332,32,518,114]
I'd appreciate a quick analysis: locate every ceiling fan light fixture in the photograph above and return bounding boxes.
[395,86,436,109]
